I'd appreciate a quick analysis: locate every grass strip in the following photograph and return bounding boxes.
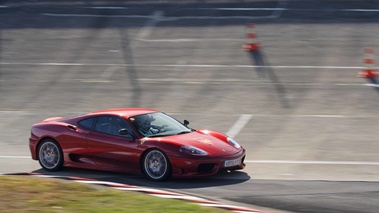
[0,176,228,213]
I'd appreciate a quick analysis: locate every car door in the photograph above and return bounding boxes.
[86,116,140,172]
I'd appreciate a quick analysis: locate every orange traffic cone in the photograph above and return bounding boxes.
[243,23,261,51]
[358,48,377,79]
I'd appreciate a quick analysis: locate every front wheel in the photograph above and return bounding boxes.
[142,149,171,181]
[38,139,64,171]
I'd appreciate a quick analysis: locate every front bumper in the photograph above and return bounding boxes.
[29,137,39,160]
[169,148,246,178]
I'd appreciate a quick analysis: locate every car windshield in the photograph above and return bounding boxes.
[129,112,192,137]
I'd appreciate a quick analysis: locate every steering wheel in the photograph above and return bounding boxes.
[158,125,168,133]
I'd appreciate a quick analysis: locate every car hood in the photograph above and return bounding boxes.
[162,131,239,156]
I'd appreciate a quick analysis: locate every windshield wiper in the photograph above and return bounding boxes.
[146,130,192,137]
[175,130,192,135]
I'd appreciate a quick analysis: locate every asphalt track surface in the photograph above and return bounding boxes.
[1,0,379,212]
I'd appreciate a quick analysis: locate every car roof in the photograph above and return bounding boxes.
[90,108,158,118]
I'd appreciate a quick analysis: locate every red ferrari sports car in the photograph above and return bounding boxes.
[29,108,246,181]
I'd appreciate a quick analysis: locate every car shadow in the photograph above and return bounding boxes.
[30,168,250,189]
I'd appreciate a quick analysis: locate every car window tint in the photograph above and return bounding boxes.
[95,116,133,138]
[78,117,95,130]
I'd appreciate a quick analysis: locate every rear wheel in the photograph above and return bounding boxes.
[38,139,63,171]
[142,149,171,181]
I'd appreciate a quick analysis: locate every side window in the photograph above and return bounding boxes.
[95,116,113,134]
[95,116,133,138]
[78,117,95,130]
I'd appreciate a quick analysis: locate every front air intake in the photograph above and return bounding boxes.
[197,163,215,173]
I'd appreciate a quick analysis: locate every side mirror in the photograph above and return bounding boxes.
[184,120,189,127]
[119,128,131,136]
[118,128,137,139]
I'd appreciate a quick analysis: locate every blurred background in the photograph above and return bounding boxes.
[1,0,379,212]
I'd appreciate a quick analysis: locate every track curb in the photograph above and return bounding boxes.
[5,172,269,213]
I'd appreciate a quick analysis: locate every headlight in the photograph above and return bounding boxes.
[179,145,207,156]
[227,137,241,149]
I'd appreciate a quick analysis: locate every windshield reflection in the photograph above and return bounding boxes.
[129,112,192,137]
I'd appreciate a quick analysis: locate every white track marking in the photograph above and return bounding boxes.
[0,62,371,70]
[135,78,365,86]
[364,83,379,87]
[226,114,253,138]
[344,9,379,12]
[38,2,379,20]
[199,8,286,11]
[2,156,379,166]
[90,7,128,9]
[41,14,152,18]
[41,14,276,20]
[1,4,377,14]
[137,38,243,42]
[0,156,30,159]
[246,160,379,165]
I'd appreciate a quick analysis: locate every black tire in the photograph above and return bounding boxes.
[142,149,172,181]
[38,139,64,171]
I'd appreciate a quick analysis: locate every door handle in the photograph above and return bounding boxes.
[67,125,78,132]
